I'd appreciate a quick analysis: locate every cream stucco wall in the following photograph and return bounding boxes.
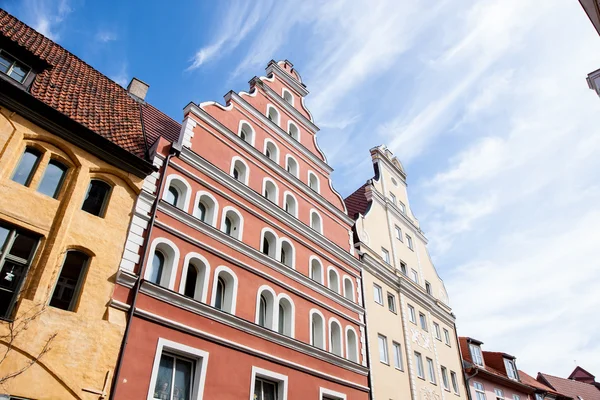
[0,107,143,399]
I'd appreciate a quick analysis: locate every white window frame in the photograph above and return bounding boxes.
[266,104,281,126]
[378,334,389,364]
[408,304,416,323]
[263,139,281,164]
[320,387,347,400]
[392,342,404,370]
[504,358,518,380]
[399,201,406,214]
[287,120,301,142]
[395,225,403,241]
[373,283,383,305]
[451,371,460,394]
[381,247,390,264]
[419,312,428,331]
[474,382,487,400]
[411,269,419,284]
[238,120,256,146]
[441,366,450,391]
[444,328,451,346]
[470,343,484,366]
[415,351,424,378]
[163,174,193,212]
[387,292,396,313]
[147,338,209,400]
[427,357,436,384]
[249,366,288,400]
[389,192,396,204]
[433,322,441,340]
[513,395,521,400]
[307,170,320,193]
[406,234,414,250]
[282,88,294,106]
[495,388,505,400]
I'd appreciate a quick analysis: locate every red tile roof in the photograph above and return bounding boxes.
[538,373,600,400]
[344,183,370,219]
[142,103,181,146]
[0,9,177,159]
[518,370,563,396]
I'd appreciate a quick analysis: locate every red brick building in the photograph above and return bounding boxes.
[111,60,369,400]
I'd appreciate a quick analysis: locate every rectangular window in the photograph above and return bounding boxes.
[400,261,407,275]
[408,304,416,323]
[320,388,347,400]
[419,312,428,331]
[0,223,39,319]
[381,248,390,264]
[395,225,403,240]
[427,357,436,384]
[495,389,505,400]
[373,284,383,305]
[474,382,486,400]
[392,342,403,370]
[425,281,432,295]
[399,201,406,214]
[451,371,460,394]
[504,358,518,380]
[444,328,451,346]
[251,367,287,400]
[415,352,424,378]
[441,366,450,390]
[255,378,278,400]
[433,322,441,340]
[390,192,396,204]
[49,250,90,311]
[406,234,413,250]
[0,50,31,84]
[387,292,396,313]
[378,334,389,364]
[470,344,484,366]
[411,269,419,284]
[513,396,521,400]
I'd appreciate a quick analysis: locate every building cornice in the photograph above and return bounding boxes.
[155,205,365,318]
[138,282,369,377]
[176,149,360,270]
[265,60,309,97]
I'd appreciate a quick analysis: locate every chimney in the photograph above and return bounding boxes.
[127,77,149,102]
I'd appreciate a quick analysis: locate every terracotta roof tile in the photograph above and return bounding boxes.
[142,103,181,146]
[519,370,562,395]
[344,183,370,219]
[539,373,600,400]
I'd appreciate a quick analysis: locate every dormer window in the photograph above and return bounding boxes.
[0,50,31,84]
[469,343,484,366]
[504,358,518,380]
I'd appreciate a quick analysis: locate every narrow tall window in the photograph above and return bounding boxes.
[330,321,342,356]
[310,259,323,284]
[283,89,293,104]
[387,292,396,313]
[389,192,396,204]
[149,251,165,285]
[254,377,278,400]
[406,234,414,250]
[308,172,319,192]
[470,344,484,366]
[451,371,460,394]
[427,357,436,383]
[224,217,232,235]
[400,261,407,275]
[197,202,206,221]
[165,186,179,207]
[395,225,403,240]
[267,106,280,126]
[12,148,41,186]
[183,265,198,298]
[49,251,90,311]
[280,241,293,268]
[444,328,451,346]
[393,342,404,370]
[81,180,111,217]
[433,322,441,340]
[441,366,450,390]
[474,382,487,400]
[408,304,416,323]
[381,248,390,264]
[419,312,428,331]
[311,312,325,349]
[415,352,424,378]
[215,277,225,310]
[258,294,268,327]
[0,51,30,83]
[346,329,358,362]
[504,358,518,380]
[399,201,406,214]
[425,281,432,295]
[288,122,299,140]
[378,334,389,364]
[152,352,194,400]
[37,159,67,198]
[373,284,383,305]
[411,269,419,284]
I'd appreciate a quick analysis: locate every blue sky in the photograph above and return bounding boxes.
[4,0,600,377]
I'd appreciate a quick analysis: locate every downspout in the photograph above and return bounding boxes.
[358,249,376,400]
[109,144,176,399]
[454,324,477,400]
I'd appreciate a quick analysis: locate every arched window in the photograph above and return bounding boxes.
[267,105,280,126]
[346,327,359,362]
[282,88,294,105]
[264,140,280,164]
[262,178,279,205]
[49,250,90,311]
[310,310,326,350]
[194,192,218,226]
[212,266,238,314]
[343,276,355,302]
[277,294,294,337]
[288,121,300,141]
[310,210,323,234]
[308,171,320,193]
[12,147,41,186]
[163,176,191,211]
[279,239,294,269]
[260,229,278,259]
[310,257,323,284]
[256,286,276,330]
[285,156,299,177]
[328,267,340,294]
[145,238,179,290]
[221,207,243,240]
[81,180,112,217]
[230,157,249,185]
[38,159,68,199]
[329,319,343,357]
[179,253,210,303]
[283,192,297,217]
[238,121,255,145]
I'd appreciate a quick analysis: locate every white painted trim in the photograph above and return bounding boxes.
[220,206,244,240]
[266,103,281,127]
[309,308,327,350]
[276,293,295,338]
[284,154,299,178]
[210,265,238,314]
[263,138,281,164]
[308,170,320,193]
[320,387,347,400]
[259,227,279,259]
[278,237,296,270]
[309,255,325,284]
[328,317,344,357]
[249,366,288,400]
[310,208,324,234]
[255,285,277,330]
[344,326,359,363]
[163,174,192,213]
[229,156,250,185]
[145,237,180,290]
[327,266,341,294]
[287,120,301,142]
[238,120,256,147]
[342,275,356,302]
[179,252,211,303]
[147,337,209,400]
[282,191,298,218]
[261,177,280,206]
[281,88,294,106]
[192,190,219,227]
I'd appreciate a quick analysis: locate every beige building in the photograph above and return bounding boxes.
[345,145,468,400]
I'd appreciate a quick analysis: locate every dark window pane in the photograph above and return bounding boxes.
[150,252,164,285]
[166,186,179,206]
[154,354,174,399]
[81,180,111,216]
[0,226,10,251]
[12,149,41,186]
[49,251,89,311]
[9,62,28,83]
[263,381,277,400]
[0,54,11,73]
[0,260,27,318]
[224,217,232,235]
[9,233,37,260]
[215,277,224,310]
[174,358,192,400]
[37,160,67,198]
[184,265,197,298]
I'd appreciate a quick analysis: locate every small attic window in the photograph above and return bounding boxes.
[0,50,31,84]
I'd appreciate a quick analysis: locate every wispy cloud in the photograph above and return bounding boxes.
[19,0,72,40]
[110,63,129,88]
[187,1,264,71]
[95,29,117,43]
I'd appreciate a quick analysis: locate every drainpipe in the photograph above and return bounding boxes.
[357,250,376,400]
[109,145,176,399]
[454,324,476,400]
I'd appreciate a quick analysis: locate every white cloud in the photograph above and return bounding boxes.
[110,63,129,88]
[95,30,117,43]
[20,0,72,40]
